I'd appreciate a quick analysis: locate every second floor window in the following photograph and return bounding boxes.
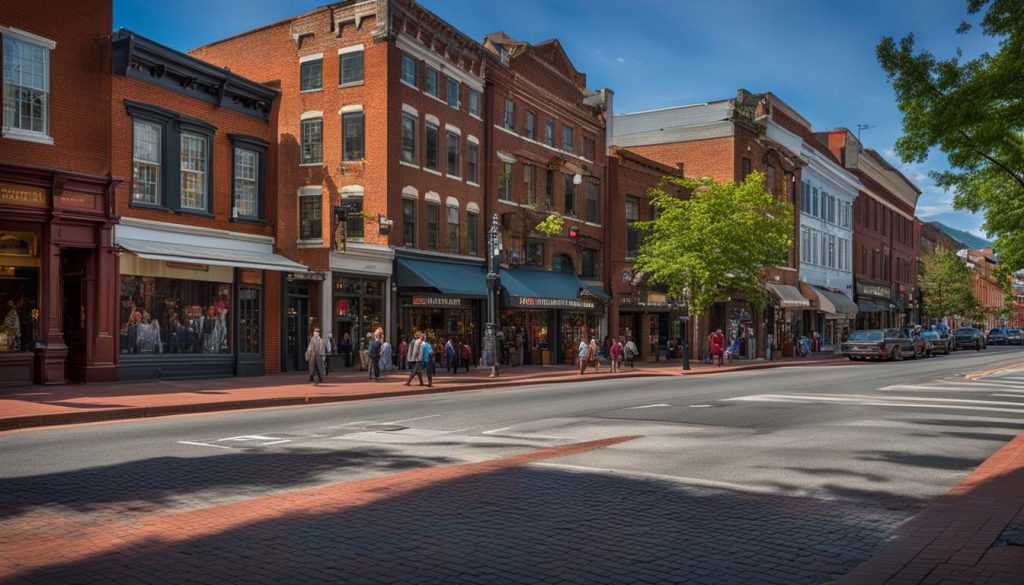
[466,141,479,183]
[425,123,439,170]
[345,197,364,240]
[425,67,439,97]
[581,249,597,278]
[525,111,535,140]
[179,132,208,211]
[342,111,364,161]
[586,181,599,223]
[562,125,573,152]
[503,98,514,130]
[426,202,439,249]
[299,188,322,240]
[233,147,259,219]
[499,161,513,201]
[340,49,364,85]
[132,120,162,205]
[523,164,535,204]
[583,135,596,160]
[446,132,460,177]
[300,58,322,91]
[526,242,544,266]
[625,196,639,259]
[401,113,417,164]
[468,89,480,116]
[467,211,478,255]
[563,172,576,216]
[545,118,555,147]
[447,205,460,253]
[545,169,554,206]
[301,118,323,164]
[3,32,51,138]
[401,53,417,86]
[447,78,459,108]
[403,198,416,247]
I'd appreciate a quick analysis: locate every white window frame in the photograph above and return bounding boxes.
[2,27,55,144]
[132,119,162,205]
[446,78,460,109]
[298,186,323,244]
[233,147,259,218]
[179,131,209,211]
[338,44,365,86]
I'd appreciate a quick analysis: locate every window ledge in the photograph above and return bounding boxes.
[299,162,323,168]
[469,113,482,121]
[300,88,323,93]
[401,80,419,90]
[466,181,480,188]
[297,240,325,248]
[584,221,602,228]
[424,92,446,105]
[178,208,215,219]
[129,201,169,212]
[339,81,365,88]
[423,167,442,176]
[2,128,53,145]
[445,174,462,181]
[231,216,267,225]
[497,199,518,207]
[399,160,420,169]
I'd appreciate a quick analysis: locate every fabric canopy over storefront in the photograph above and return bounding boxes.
[500,268,599,310]
[117,238,306,272]
[765,283,811,308]
[395,257,487,298]
[580,284,611,301]
[857,299,890,313]
[807,285,859,319]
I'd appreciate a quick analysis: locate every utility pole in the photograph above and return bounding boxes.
[485,214,501,377]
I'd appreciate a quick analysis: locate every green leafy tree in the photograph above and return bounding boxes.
[876,0,1024,273]
[920,247,980,320]
[534,214,564,237]
[633,172,793,316]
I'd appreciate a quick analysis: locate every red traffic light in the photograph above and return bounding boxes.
[569,226,579,239]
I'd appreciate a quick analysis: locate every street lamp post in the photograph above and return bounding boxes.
[485,214,501,377]
[680,289,691,371]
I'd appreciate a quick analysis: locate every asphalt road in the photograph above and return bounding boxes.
[4,346,1024,584]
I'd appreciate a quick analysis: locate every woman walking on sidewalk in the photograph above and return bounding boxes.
[577,338,590,375]
[610,337,623,373]
[306,327,326,386]
[368,331,382,381]
[380,337,392,373]
[588,338,601,373]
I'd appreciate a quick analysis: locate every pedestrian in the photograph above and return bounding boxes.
[589,338,601,373]
[624,338,638,368]
[446,338,457,375]
[368,331,382,381]
[305,327,326,386]
[610,337,623,373]
[422,336,435,387]
[460,340,473,373]
[404,333,425,386]
[709,328,726,367]
[339,332,352,368]
[324,333,336,375]
[398,337,408,370]
[578,338,590,375]
[380,337,392,373]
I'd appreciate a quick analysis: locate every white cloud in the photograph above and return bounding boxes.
[616,57,625,64]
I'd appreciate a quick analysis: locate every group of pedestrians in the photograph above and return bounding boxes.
[577,336,638,375]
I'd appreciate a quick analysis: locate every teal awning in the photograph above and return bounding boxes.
[500,268,599,310]
[395,257,487,298]
[581,284,611,301]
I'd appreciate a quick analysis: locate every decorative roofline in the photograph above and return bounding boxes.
[112,29,278,122]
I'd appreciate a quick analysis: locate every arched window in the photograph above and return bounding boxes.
[552,253,574,274]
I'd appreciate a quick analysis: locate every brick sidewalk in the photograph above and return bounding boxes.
[0,354,847,432]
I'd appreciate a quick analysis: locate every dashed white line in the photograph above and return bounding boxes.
[387,414,441,424]
[178,441,234,450]
[626,403,671,410]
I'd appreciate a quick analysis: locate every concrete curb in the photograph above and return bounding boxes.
[0,358,849,433]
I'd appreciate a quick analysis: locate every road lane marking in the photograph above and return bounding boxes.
[626,403,671,409]
[220,435,286,442]
[689,404,713,408]
[259,439,291,446]
[177,441,234,450]
[482,427,510,434]
[728,393,1024,414]
[387,414,441,424]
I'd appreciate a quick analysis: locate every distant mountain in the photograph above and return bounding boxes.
[931,221,993,250]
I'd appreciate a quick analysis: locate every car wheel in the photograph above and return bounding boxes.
[892,346,902,361]
[976,341,982,351]
[847,356,858,361]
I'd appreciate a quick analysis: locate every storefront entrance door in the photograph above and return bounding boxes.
[61,248,91,383]
[286,294,309,372]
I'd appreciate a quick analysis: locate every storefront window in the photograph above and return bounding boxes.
[0,267,39,353]
[119,276,231,354]
[561,311,599,364]
[499,309,549,366]
[239,287,260,353]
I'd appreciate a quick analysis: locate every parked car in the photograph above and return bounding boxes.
[987,328,1008,345]
[841,328,920,361]
[1006,328,1023,345]
[953,327,986,351]
[920,331,952,355]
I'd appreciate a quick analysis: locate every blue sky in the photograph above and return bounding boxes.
[113,0,998,238]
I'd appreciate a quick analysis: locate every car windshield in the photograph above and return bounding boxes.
[921,332,939,339]
[848,330,882,341]
[989,329,1003,335]
[954,328,976,334]
[1011,329,1022,334]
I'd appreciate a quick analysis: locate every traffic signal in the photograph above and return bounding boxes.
[569,225,580,239]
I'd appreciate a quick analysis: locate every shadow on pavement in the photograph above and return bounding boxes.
[5,465,917,585]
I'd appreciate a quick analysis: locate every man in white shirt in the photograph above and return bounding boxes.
[578,339,590,375]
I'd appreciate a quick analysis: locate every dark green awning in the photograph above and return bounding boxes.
[500,268,599,310]
[396,257,487,298]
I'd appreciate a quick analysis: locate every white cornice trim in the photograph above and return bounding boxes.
[396,32,483,92]
[0,26,56,49]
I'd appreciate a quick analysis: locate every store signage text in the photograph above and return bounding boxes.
[0,183,47,207]
[856,282,891,298]
[513,296,596,310]
[411,296,465,308]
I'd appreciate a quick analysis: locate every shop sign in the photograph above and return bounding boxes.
[0,183,47,207]
[411,296,465,308]
[288,271,326,281]
[512,296,596,310]
[856,282,891,299]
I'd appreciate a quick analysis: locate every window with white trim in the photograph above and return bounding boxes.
[2,30,51,139]
[342,111,364,161]
[301,117,323,164]
[447,204,460,253]
[401,113,416,164]
[467,211,478,256]
[299,58,322,91]
[446,131,460,177]
[299,187,321,240]
[446,78,459,109]
[425,67,439,97]
[468,89,480,116]
[499,161,512,201]
[466,141,479,183]
[401,53,417,86]
[525,110,535,140]
[522,164,535,204]
[345,195,364,240]
[503,98,514,130]
[339,50,364,85]
[179,132,208,211]
[132,120,162,205]
[233,147,258,218]
[426,201,439,250]
[403,198,416,247]
[425,121,439,170]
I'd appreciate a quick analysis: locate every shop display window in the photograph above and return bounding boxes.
[119,276,232,355]
[0,266,39,353]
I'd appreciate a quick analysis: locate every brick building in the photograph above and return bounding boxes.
[108,30,302,381]
[820,130,921,330]
[611,90,806,359]
[606,148,682,361]
[0,0,119,385]
[965,248,1005,331]
[917,219,962,329]
[481,32,612,366]
[193,0,492,371]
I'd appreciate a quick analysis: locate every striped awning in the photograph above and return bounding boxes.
[765,283,811,308]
